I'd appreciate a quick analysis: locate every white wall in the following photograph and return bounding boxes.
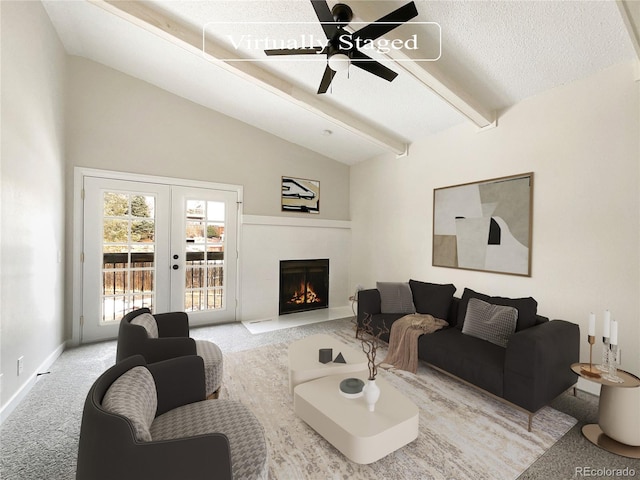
[65,56,350,220]
[0,1,67,416]
[350,61,640,378]
[240,216,351,320]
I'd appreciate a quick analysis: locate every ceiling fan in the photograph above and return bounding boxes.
[264,1,419,94]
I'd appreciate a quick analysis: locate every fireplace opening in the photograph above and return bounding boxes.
[279,259,329,315]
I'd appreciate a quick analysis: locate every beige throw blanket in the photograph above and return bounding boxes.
[381,314,449,374]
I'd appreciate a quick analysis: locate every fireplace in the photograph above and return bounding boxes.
[279,259,329,315]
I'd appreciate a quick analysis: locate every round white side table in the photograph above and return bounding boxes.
[571,362,640,458]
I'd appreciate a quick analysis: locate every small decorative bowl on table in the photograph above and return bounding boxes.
[339,377,365,399]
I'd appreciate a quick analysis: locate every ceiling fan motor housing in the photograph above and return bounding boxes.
[328,3,355,63]
[331,3,353,25]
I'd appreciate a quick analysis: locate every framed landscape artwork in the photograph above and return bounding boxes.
[432,172,533,276]
[281,176,320,214]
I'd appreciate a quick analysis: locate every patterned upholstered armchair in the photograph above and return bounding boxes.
[116,308,223,398]
[76,355,268,480]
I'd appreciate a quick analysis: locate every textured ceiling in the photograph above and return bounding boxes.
[42,0,636,165]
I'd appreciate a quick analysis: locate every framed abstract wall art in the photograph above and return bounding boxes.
[432,172,533,276]
[281,176,320,214]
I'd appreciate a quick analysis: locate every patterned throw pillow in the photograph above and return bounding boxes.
[456,287,537,331]
[376,282,416,314]
[102,366,157,442]
[131,312,159,339]
[461,297,518,348]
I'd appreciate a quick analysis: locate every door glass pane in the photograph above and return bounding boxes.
[184,200,225,312]
[101,192,156,322]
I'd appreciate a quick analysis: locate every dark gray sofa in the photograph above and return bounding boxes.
[357,280,580,430]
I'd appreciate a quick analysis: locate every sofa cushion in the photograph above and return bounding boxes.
[376,282,416,314]
[151,399,268,480]
[131,312,159,339]
[102,366,157,442]
[456,288,538,332]
[419,328,506,397]
[408,279,456,320]
[462,298,517,348]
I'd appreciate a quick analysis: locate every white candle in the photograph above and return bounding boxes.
[610,320,618,345]
[603,310,611,338]
[588,312,595,336]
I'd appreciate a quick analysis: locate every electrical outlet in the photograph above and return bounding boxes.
[17,356,24,376]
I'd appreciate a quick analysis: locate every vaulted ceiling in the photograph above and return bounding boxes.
[42,0,639,165]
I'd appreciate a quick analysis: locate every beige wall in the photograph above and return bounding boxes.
[350,61,640,377]
[65,56,350,220]
[0,1,67,413]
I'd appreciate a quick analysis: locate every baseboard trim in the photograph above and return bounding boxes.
[0,342,66,424]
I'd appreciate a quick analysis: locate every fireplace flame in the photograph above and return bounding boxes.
[289,281,322,305]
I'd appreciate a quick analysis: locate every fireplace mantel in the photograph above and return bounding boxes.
[242,215,351,229]
[240,215,350,322]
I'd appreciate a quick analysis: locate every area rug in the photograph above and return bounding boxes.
[219,333,577,480]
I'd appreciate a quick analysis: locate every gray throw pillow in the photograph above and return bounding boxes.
[376,282,416,314]
[462,297,517,348]
[456,288,537,332]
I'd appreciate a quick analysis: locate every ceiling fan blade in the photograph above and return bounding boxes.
[310,0,338,39]
[352,1,419,43]
[265,47,324,56]
[317,65,336,94]
[351,50,398,82]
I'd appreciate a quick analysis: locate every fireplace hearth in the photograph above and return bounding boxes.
[279,259,329,315]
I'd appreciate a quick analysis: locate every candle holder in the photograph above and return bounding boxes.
[596,336,610,372]
[603,344,623,383]
[580,335,601,378]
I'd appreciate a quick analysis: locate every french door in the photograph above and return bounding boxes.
[81,177,238,343]
[170,186,238,325]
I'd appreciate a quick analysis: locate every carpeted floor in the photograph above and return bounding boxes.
[1,317,638,479]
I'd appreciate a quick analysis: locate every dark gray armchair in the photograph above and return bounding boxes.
[76,355,268,480]
[116,308,223,397]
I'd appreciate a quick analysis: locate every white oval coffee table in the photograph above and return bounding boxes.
[288,333,368,394]
[294,371,419,464]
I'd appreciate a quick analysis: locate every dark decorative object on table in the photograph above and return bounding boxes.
[334,352,346,363]
[339,377,365,398]
[319,348,333,364]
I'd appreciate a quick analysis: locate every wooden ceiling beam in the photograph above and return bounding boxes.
[349,3,495,129]
[386,48,496,128]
